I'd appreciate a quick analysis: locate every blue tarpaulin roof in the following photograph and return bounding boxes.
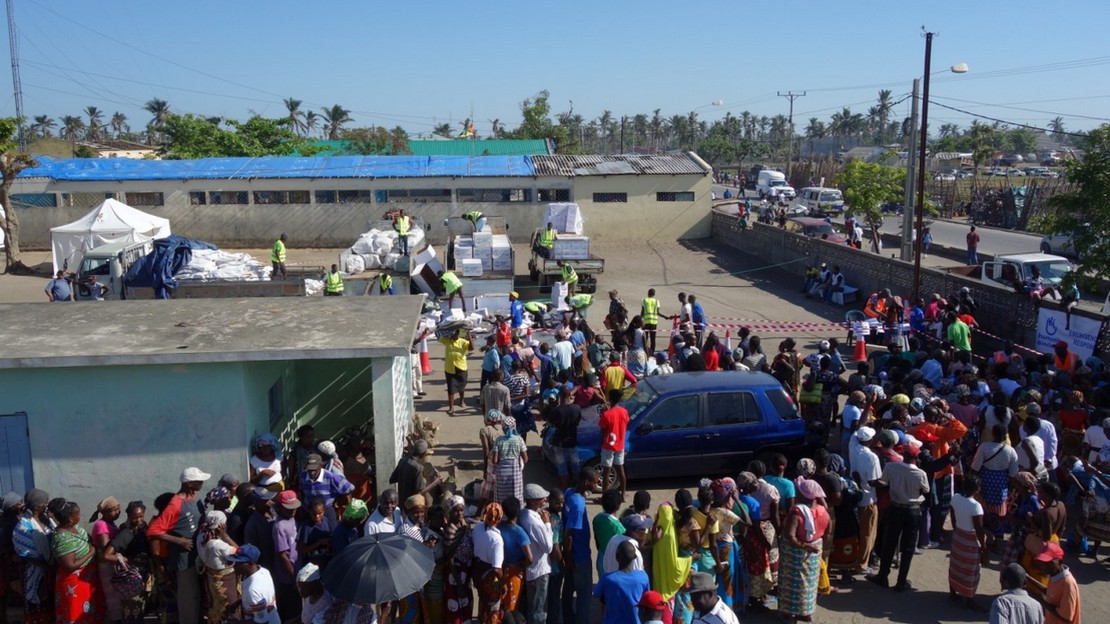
[19,155,537,181]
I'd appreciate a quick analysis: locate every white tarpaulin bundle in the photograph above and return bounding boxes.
[344,224,425,274]
[174,249,272,281]
[50,199,171,273]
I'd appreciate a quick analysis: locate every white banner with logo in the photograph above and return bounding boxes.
[1034,308,1103,362]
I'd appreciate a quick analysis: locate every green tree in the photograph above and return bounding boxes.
[283,98,306,136]
[1039,124,1110,278]
[695,135,736,166]
[835,160,905,240]
[144,98,170,143]
[321,105,351,140]
[342,126,412,155]
[158,114,311,159]
[84,106,104,141]
[1048,117,1066,138]
[0,117,40,273]
[30,115,55,138]
[1008,128,1038,155]
[506,90,569,152]
[110,112,128,138]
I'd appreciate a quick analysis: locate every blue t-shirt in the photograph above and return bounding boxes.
[482,348,501,373]
[692,303,705,328]
[498,521,532,565]
[841,404,862,433]
[763,475,796,502]
[501,353,515,379]
[910,306,926,334]
[510,300,525,329]
[594,569,650,624]
[331,523,361,554]
[563,488,592,563]
[738,494,762,523]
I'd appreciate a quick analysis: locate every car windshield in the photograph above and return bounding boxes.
[807,223,836,236]
[819,191,842,202]
[621,382,659,420]
[79,257,111,278]
[769,180,786,187]
[1033,261,1071,283]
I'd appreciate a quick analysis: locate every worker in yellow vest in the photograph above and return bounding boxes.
[558,260,578,296]
[271,233,288,280]
[393,210,412,255]
[641,288,663,353]
[462,211,487,233]
[536,221,558,257]
[564,293,592,322]
[438,270,466,313]
[324,264,344,296]
[377,272,394,295]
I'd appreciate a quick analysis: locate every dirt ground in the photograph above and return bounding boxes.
[5,238,1109,623]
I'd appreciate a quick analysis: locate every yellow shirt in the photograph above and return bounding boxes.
[439,337,470,374]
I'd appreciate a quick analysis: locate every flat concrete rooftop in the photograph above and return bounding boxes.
[0,295,424,369]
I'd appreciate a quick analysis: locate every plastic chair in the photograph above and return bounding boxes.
[845,310,867,346]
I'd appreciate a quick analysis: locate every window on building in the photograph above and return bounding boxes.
[189,192,207,205]
[657,191,695,202]
[60,192,114,208]
[457,188,532,202]
[538,188,571,202]
[592,192,628,203]
[317,190,374,204]
[253,190,310,205]
[377,189,451,203]
[125,192,164,207]
[209,191,249,205]
[10,193,57,208]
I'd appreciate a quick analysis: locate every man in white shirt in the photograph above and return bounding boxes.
[519,484,554,624]
[851,427,882,575]
[364,489,404,535]
[601,514,649,574]
[1081,416,1110,466]
[689,572,739,624]
[1020,404,1058,474]
[229,545,280,624]
[552,335,575,373]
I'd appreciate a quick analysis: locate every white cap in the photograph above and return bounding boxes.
[297,562,321,583]
[180,467,211,483]
[856,426,876,442]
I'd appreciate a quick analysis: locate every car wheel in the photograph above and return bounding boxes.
[1041,243,1051,254]
[583,457,618,492]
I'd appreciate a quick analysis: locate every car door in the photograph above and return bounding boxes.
[626,393,703,479]
[700,391,762,474]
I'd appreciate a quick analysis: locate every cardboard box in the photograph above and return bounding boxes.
[454,245,472,260]
[460,258,484,277]
[473,231,493,248]
[552,236,590,260]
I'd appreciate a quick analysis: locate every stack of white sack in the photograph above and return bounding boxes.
[347,226,425,273]
[175,249,272,281]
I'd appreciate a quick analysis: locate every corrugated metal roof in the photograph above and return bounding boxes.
[531,153,709,177]
[304,139,551,157]
[18,155,536,181]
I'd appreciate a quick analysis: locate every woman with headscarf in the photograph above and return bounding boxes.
[772,338,803,399]
[737,471,776,614]
[14,489,53,624]
[331,500,368,554]
[971,424,1019,537]
[710,477,748,610]
[479,410,503,501]
[778,479,830,623]
[89,497,123,623]
[317,440,344,475]
[195,510,238,624]
[249,434,284,493]
[652,504,693,624]
[392,496,434,624]
[102,501,150,624]
[471,503,505,624]
[1022,481,1066,588]
[948,475,987,612]
[1000,471,1041,568]
[441,496,473,624]
[1058,390,1090,459]
[490,416,528,507]
[52,501,103,624]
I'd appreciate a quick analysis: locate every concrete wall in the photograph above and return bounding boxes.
[12,173,712,249]
[0,362,252,517]
[711,211,1108,350]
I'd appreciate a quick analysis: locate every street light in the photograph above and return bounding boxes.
[910,31,968,300]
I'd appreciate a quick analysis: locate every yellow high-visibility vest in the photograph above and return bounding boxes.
[379,274,393,293]
[641,297,660,325]
[441,271,462,294]
[539,228,557,249]
[325,271,344,293]
[395,215,411,236]
[562,264,578,285]
[271,239,286,263]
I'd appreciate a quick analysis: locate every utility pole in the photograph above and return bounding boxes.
[7,0,25,152]
[912,32,934,301]
[900,79,920,262]
[778,91,805,183]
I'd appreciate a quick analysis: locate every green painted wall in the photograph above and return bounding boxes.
[289,358,375,440]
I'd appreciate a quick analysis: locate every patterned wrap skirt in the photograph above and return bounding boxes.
[778,540,821,618]
[948,528,982,598]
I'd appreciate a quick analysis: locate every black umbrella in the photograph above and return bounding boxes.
[321,533,434,605]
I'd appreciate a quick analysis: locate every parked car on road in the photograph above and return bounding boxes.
[1006,168,1026,177]
[1040,231,1080,259]
[541,372,809,481]
[933,173,956,182]
[785,217,848,244]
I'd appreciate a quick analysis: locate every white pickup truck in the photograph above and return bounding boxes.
[946,252,1072,292]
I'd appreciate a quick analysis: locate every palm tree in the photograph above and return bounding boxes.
[31,115,55,138]
[488,118,503,138]
[804,117,826,139]
[321,105,351,140]
[938,123,960,139]
[110,112,128,138]
[740,111,755,140]
[598,110,613,152]
[432,122,453,138]
[1048,116,1066,138]
[60,115,85,142]
[144,98,170,144]
[303,111,319,138]
[283,97,306,136]
[84,106,104,141]
[650,108,664,149]
[875,89,893,142]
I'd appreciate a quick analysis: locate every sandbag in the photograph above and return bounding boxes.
[345,254,366,275]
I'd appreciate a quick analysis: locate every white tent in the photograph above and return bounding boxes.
[50,199,171,273]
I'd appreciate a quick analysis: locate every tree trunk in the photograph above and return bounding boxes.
[0,186,30,273]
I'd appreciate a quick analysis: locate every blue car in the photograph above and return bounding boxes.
[542,371,808,480]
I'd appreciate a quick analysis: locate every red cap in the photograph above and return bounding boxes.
[639,590,666,609]
[1034,542,1064,562]
[277,490,301,510]
[901,443,921,458]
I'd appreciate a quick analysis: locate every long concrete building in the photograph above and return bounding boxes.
[10,152,714,248]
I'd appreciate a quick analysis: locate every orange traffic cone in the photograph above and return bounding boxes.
[420,351,432,374]
[853,336,868,362]
[724,329,732,352]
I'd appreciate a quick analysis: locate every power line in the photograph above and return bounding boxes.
[930,95,1110,123]
[926,100,1090,138]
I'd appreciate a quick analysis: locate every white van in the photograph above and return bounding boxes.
[796,187,845,216]
[756,170,795,199]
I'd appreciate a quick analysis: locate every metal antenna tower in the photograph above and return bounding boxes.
[6,0,25,152]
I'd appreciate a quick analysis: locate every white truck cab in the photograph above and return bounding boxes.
[980,253,1071,291]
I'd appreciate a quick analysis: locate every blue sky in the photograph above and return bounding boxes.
[3,0,1109,138]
